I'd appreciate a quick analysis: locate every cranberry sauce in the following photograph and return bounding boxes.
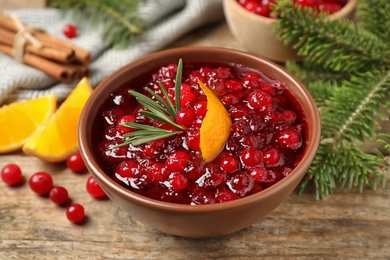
[92,62,308,205]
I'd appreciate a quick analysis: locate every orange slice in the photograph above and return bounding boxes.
[198,79,232,162]
[23,77,93,162]
[0,95,57,154]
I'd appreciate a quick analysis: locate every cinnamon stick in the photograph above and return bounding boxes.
[0,43,86,83]
[0,12,90,65]
[0,26,75,63]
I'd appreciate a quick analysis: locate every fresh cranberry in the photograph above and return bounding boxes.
[249,167,267,183]
[186,129,200,151]
[66,152,86,173]
[262,170,284,187]
[216,190,240,202]
[29,172,53,195]
[169,173,189,191]
[190,187,216,205]
[278,129,302,150]
[219,156,239,173]
[221,94,240,106]
[242,72,260,89]
[318,2,342,14]
[282,110,297,124]
[102,108,124,126]
[246,89,274,112]
[165,151,191,173]
[66,203,85,223]
[193,101,207,117]
[117,115,136,135]
[114,160,152,189]
[86,176,107,199]
[240,148,263,167]
[263,148,283,167]
[176,108,196,127]
[1,164,22,186]
[227,172,254,197]
[294,0,319,8]
[49,186,69,205]
[63,24,77,38]
[149,162,169,183]
[153,63,177,81]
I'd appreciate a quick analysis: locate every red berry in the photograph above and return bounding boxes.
[166,151,191,173]
[294,0,319,8]
[170,173,189,191]
[49,186,69,205]
[278,129,302,150]
[175,108,196,127]
[86,176,106,199]
[66,203,85,223]
[219,156,239,173]
[29,172,53,195]
[216,190,239,203]
[227,172,254,197]
[221,93,240,106]
[193,101,208,117]
[249,167,267,183]
[117,115,136,135]
[318,2,342,14]
[63,24,78,38]
[1,164,22,186]
[66,152,86,173]
[246,89,274,112]
[263,148,283,167]
[240,148,263,167]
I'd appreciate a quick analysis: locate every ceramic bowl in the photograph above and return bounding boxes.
[223,0,357,62]
[78,47,321,238]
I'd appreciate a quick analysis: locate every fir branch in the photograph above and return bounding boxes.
[50,0,147,47]
[358,0,390,43]
[274,0,390,73]
[273,0,390,198]
[321,70,390,143]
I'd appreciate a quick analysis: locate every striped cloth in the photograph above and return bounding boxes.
[0,0,224,104]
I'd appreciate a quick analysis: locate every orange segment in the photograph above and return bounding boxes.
[0,95,57,154]
[198,79,232,162]
[22,77,93,162]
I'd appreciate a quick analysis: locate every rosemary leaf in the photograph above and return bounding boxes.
[175,58,183,111]
[145,85,176,117]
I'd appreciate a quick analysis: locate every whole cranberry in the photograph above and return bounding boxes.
[63,24,78,38]
[29,172,53,195]
[1,164,22,186]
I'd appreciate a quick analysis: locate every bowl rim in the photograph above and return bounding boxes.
[79,46,321,214]
[224,0,357,23]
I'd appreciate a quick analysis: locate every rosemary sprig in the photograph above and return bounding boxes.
[116,59,184,147]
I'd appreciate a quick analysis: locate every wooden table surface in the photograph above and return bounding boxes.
[1,19,390,260]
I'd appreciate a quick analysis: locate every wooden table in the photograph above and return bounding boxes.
[1,20,390,260]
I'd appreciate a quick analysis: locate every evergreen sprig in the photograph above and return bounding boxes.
[50,0,147,47]
[274,0,390,198]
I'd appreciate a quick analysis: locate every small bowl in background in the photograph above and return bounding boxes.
[78,47,321,238]
[223,0,357,62]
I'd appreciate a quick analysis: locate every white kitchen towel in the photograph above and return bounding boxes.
[0,0,224,104]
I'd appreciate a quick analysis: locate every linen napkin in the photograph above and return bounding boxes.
[0,0,224,105]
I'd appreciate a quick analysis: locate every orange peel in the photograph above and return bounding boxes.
[198,79,232,162]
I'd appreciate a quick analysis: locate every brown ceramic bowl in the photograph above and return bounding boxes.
[223,0,357,62]
[78,47,321,238]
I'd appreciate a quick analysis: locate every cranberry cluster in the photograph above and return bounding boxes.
[95,62,307,205]
[237,0,348,18]
[1,152,106,223]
